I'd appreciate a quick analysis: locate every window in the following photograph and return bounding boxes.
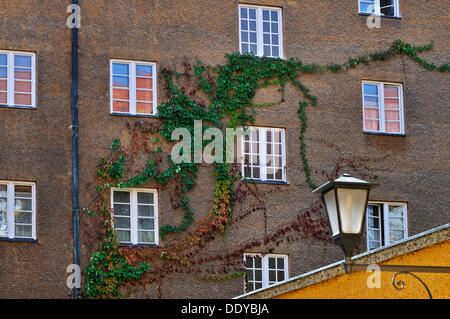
[244,254,288,292]
[241,127,286,183]
[362,81,404,134]
[366,202,407,250]
[0,181,36,240]
[239,5,283,58]
[359,0,400,18]
[110,60,157,116]
[111,188,158,245]
[0,51,36,108]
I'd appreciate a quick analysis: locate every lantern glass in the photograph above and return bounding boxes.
[323,189,340,236]
[336,188,368,234]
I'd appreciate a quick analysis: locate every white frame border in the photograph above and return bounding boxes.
[362,80,405,135]
[0,180,36,240]
[238,4,284,59]
[0,50,36,108]
[110,59,158,116]
[110,187,159,246]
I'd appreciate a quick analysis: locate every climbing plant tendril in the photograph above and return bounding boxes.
[83,40,448,298]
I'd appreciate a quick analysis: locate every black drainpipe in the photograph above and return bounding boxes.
[71,0,80,299]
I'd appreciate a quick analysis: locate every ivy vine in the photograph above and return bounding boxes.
[82,40,448,298]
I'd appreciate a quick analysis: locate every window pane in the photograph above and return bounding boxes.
[240,7,247,19]
[138,205,154,217]
[271,23,278,34]
[117,230,131,242]
[113,204,130,216]
[368,229,380,241]
[385,110,399,121]
[112,88,129,100]
[15,199,31,211]
[136,90,153,102]
[14,55,31,67]
[138,231,154,243]
[249,8,256,19]
[14,68,31,80]
[384,98,399,109]
[0,54,6,66]
[138,218,154,230]
[136,77,152,89]
[369,240,381,250]
[277,258,284,268]
[136,65,152,77]
[384,86,399,97]
[390,230,404,242]
[241,20,248,31]
[368,217,379,228]
[113,63,129,75]
[245,256,253,268]
[389,206,403,218]
[263,10,270,21]
[389,217,404,228]
[14,93,31,105]
[385,122,400,133]
[14,81,31,93]
[138,192,154,204]
[272,46,279,58]
[136,103,152,116]
[364,96,379,108]
[15,185,31,197]
[254,269,262,281]
[271,11,278,21]
[269,270,276,281]
[0,66,6,78]
[254,256,262,268]
[269,257,275,268]
[0,197,7,237]
[365,119,379,131]
[114,216,130,229]
[241,31,248,42]
[114,191,130,203]
[15,224,32,237]
[277,270,284,281]
[364,84,378,95]
[112,75,129,88]
[113,100,129,112]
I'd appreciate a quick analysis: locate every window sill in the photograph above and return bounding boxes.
[243,179,289,185]
[119,243,160,248]
[110,112,158,119]
[0,237,38,243]
[358,13,402,19]
[363,131,407,137]
[0,104,37,110]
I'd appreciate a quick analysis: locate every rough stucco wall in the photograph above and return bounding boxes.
[0,0,448,298]
[275,241,450,299]
[0,0,73,298]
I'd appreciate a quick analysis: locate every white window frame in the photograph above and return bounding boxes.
[240,126,287,183]
[238,4,284,59]
[362,81,405,134]
[110,59,158,116]
[243,253,289,292]
[110,188,159,245]
[0,50,36,108]
[0,181,37,240]
[366,201,408,251]
[358,0,400,18]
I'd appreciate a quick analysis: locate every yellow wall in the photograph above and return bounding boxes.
[276,241,449,299]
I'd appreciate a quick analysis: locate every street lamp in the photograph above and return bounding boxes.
[313,173,377,260]
[313,173,449,299]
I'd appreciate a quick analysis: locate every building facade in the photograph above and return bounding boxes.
[0,0,448,298]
